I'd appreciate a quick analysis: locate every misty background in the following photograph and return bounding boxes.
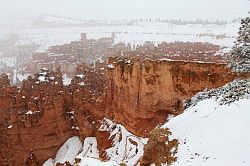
[0,0,249,20]
[0,0,248,87]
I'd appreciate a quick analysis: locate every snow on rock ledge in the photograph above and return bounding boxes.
[185,79,250,107]
[98,118,148,165]
[43,118,148,166]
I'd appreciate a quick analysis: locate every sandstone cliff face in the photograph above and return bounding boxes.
[105,58,246,136]
[0,66,107,165]
[0,70,74,166]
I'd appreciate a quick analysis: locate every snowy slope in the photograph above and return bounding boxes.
[43,136,113,166]
[76,158,116,166]
[161,79,250,166]
[99,118,148,165]
[43,136,82,165]
[43,119,147,166]
[74,137,116,166]
[77,137,99,159]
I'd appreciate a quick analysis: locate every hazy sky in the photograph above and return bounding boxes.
[0,0,249,20]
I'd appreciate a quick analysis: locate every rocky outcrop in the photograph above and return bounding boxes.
[26,150,39,166]
[105,58,248,136]
[0,69,73,165]
[140,128,178,166]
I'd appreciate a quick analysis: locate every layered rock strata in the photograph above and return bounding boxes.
[105,58,248,136]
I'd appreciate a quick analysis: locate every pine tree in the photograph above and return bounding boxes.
[228,16,250,72]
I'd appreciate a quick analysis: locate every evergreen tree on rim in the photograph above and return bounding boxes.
[228,12,250,72]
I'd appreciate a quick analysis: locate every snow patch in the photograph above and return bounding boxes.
[43,118,148,166]
[77,137,99,159]
[99,118,148,165]
[62,73,72,86]
[43,136,82,165]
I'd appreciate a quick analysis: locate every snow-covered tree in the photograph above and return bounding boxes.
[228,16,250,72]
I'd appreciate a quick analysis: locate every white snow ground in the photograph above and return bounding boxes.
[43,136,82,165]
[161,80,250,166]
[43,119,147,166]
[99,118,148,166]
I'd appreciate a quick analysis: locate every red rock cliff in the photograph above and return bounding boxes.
[0,66,107,165]
[105,58,247,136]
[0,70,74,166]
